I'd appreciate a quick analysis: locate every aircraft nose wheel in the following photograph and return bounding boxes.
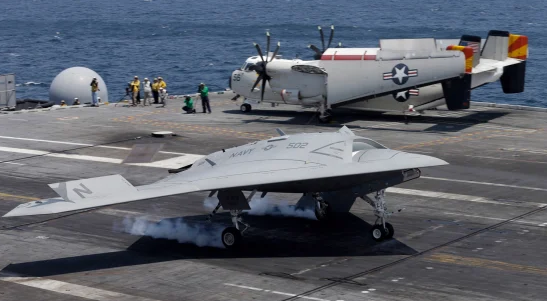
[370,223,394,242]
[240,103,252,112]
[222,227,242,249]
[371,225,386,241]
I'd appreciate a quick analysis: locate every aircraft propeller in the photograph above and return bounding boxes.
[308,25,343,60]
[249,31,280,101]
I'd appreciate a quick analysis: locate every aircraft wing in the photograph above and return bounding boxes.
[3,151,447,217]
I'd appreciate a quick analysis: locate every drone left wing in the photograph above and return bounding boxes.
[2,174,201,217]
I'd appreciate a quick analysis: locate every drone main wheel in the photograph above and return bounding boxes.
[370,224,387,242]
[240,103,252,113]
[384,222,394,239]
[221,227,242,249]
[314,201,332,221]
[319,115,331,123]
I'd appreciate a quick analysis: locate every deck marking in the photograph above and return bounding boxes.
[443,212,542,226]
[97,208,164,222]
[425,254,547,276]
[0,192,39,201]
[1,162,25,165]
[0,274,160,301]
[464,155,547,165]
[0,135,192,155]
[224,283,331,301]
[501,147,547,155]
[0,146,203,168]
[421,176,547,192]
[386,187,545,207]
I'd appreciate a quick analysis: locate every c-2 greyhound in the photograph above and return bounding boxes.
[230,27,528,122]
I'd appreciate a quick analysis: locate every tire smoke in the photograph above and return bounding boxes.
[203,196,317,220]
[118,216,225,248]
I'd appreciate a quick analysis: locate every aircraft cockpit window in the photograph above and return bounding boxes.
[352,139,387,151]
[240,62,247,70]
[244,63,255,71]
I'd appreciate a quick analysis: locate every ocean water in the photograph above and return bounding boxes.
[2,0,546,107]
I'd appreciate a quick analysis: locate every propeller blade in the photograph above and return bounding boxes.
[270,41,280,62]
[326,25,334,49]
[250,74,263,92]
[318,26,325,52]
[261,75,267,101]
[266,31,271,60]
[254,42,265,62]
[308,44,323,56]
[308,44,323,60]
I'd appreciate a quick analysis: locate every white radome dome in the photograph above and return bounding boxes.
[49,67,108,105]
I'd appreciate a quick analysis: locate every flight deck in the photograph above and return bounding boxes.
[0,92,546,301]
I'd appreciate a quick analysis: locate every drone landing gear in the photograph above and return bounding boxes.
[209,189,255,249]
[361,189,395,242]
[312,193,332,221]
[221,210,250,248]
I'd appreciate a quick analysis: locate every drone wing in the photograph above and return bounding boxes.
[3,147,447,218]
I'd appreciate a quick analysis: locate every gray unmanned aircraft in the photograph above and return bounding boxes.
[3,126,448,248]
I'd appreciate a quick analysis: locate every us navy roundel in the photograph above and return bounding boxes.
[392,89,420,102]
[383,63,418,85]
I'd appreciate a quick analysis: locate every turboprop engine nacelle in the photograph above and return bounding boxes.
[280,89,300,103]
[267,60,326,100]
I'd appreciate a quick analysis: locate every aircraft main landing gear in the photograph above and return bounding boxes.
[240,103,252,112]
[207,201,250,249]
[318,101,332,123]
[220,210,250,249]
[312,193,332,221]
[361,189,395,242]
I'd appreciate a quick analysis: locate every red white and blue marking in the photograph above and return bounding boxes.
[460,41,481,53]
[383,63,418,85]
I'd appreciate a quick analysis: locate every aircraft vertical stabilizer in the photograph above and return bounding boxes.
[459,35,481,67]
[501,33,528,93]
[480,30,509,61]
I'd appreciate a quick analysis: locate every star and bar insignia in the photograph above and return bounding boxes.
[383,63,418,85]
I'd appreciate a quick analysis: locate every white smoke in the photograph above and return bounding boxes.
[203,196,317,220]
[118,216,225,248]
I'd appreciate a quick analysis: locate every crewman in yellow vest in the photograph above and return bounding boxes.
[152,78,160,104]
[130,76,140,106]
[90,77,100,107]
[158,77,167,90]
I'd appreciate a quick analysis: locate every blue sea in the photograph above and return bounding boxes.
[2,0,546,107]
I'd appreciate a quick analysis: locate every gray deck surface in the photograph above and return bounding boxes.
[0,94,546,301]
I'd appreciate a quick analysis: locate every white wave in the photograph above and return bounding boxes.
[16,82,46,87]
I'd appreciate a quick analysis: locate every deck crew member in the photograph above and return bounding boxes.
[130,76,140,106]
[90,77,100,107]
[142,78,152,106]
[198,82,211,114]
[152,78,160,104]
[182,95,196,114]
